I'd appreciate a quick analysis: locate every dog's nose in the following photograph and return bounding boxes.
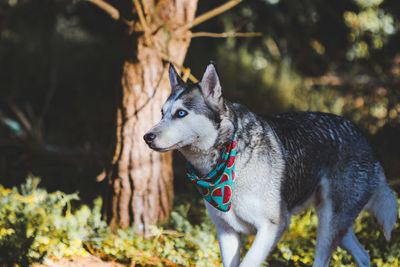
[143,132,156,144]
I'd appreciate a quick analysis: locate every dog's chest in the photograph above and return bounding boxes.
[206,156,283,234]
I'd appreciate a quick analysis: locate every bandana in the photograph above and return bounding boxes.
[186,133,237,212]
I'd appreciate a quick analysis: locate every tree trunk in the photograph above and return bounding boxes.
[103,0,198,235]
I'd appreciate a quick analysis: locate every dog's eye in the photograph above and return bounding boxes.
[176,109,187,118]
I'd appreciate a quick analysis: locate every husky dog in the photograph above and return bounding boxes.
[144,63,398,267]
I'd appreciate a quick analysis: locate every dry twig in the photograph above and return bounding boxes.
[9,103,32,132]
[154,51,198,82]
[183,0,243,30]
[132,0,152,45]
[191,31,262,38]
[80,0,134,26]
[83,0,120,21]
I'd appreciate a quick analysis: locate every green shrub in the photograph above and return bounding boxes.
[0,176,399,266]
[0,176,88,266]
[0,176,221,266]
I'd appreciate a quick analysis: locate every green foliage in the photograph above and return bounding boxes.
[85,203,220,266]
[0,177,221,266]
[0,177,399,266]
[0,209,43,267]
[193,0,400,139]
[0,175,87,266]
[344,0,397,60]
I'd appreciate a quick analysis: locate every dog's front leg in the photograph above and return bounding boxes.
[206,201,241,267]
[239,222,280,267]
[217,228,241,267]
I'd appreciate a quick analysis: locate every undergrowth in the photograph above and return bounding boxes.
[0,176,399,266]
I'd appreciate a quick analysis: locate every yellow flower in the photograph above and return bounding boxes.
[0,228,15,236]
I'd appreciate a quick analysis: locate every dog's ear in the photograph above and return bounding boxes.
[200,63,222,110]
[169,63,183,91]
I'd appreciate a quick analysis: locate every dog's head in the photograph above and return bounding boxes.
[143,63,224,152]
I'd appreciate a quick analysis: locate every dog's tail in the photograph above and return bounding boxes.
[365,165,398,241]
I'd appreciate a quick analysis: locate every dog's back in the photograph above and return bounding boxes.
[267,111,379,212]
[267,111,397,246]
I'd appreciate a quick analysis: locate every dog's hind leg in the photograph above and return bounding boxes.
[313,201,337,267]
[340,226,370,267]
[312,179,355,267]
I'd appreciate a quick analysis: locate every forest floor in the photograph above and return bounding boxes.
[32,256,125,267]
[32,256,289,267]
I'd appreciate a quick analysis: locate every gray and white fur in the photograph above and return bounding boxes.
[144,63,398,267]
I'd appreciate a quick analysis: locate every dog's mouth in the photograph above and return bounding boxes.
[149,141,183,152]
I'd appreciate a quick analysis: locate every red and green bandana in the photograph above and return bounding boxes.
[186,133,237,212]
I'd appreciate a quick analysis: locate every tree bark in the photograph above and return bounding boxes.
[102,0,198,235]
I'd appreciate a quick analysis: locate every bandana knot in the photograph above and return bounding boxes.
[186,133,237,212]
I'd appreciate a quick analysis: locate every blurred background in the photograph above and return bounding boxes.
[1,0,399,202]
[0,0,399,265]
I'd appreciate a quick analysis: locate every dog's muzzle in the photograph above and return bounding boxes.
[143,132,156,144]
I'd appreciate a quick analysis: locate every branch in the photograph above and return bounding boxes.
[156,51,198,82]
[181,67,194,82]
[191,31,262,38]
[132,0,152,45]
[183,0,243,30]
[9,103,32,132]
[0,110,23,135]
[181,67,198,83]
[83,0,120,21]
